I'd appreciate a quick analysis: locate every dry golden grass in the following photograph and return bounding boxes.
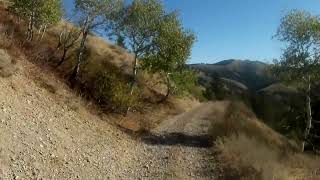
[210,101,296,150]
[0,48,16,77]
[212,101,320,180]
[0,0,10,7]
[47,20,134,75]
[216,134,290,180]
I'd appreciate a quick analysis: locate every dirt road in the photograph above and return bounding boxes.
[0,59,224,179]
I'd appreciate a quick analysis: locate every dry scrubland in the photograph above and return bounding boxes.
[0,1,320,179]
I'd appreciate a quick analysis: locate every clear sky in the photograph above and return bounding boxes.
[63,0,320,64]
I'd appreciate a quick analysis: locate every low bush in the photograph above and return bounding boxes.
[91,64,140,113]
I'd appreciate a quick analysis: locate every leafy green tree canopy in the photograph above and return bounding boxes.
[112,0,166,94]
[273,10,320,152]
[70,0,123,80]
[142,11,196,98]
[10,0,62,40]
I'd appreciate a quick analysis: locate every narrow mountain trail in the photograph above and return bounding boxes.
[0,58,225,179]
[144,102,229,180]
[153,102,229,135]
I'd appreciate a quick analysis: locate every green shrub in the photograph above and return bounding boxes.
[93,67,140,113]
[170,69,207,101]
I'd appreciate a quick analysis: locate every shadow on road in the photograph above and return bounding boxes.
[141,132,213,148]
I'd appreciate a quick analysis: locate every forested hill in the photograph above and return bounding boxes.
[190,59,275,91]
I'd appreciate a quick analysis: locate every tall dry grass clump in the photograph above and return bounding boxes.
[0,49,15,77]
[212,101,320,180]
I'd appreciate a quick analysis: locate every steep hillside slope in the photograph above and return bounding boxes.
[0,3,200,130]
[0,50,217,179]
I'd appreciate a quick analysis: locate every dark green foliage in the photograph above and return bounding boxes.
[115,34,125,48]
[170,68,197,96]
[94,71,138,113]
[92,64,140,113]
[203,72,226,100]
[252,90,306,141]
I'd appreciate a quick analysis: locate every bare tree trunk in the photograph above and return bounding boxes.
[37,25,43,35]
[39,24,47,41]
[27,12,35,41]
[56,31,64,50]
[126,54,138,113]
[57,48,67,66]
[130,54,138,95]
[27,18,31,40]
[158,72,171,103]
[27,16,33,41]
[70,17,89,82]
[302,76,313,152]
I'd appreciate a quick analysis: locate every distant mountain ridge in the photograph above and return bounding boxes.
[190,59,275,91]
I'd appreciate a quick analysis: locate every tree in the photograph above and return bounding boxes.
[37,0,63,41]
[273,10,320,152]
[114,0,165,94]
[170,68,198,96]
[9,0,62,41]
[142,11,196,101]
[56,24,81,66]
[203,73,225,100]
[70,0,123,81]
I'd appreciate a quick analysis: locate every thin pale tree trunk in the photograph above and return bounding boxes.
[70,17,89,82]
[302,76,313,152]
[37,25,43,35]
[158,72,171,103]
[27,16,33,41]
[39,24,47,41]
[130,54,138,95]
[127,54,138,113]
[27,12,35,41]
[56,31,64,50]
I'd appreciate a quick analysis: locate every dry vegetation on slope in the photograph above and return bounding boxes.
[0,3,198,132]
[212,102,320,180]
[0,48,208,179]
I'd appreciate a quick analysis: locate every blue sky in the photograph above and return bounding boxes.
[63,0,320,64]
